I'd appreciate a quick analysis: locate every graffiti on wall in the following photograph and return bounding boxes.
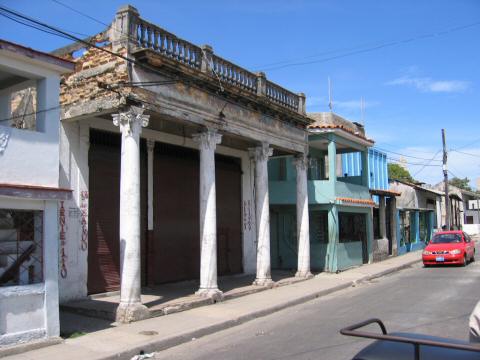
[59,201,67,278]
[243,199,252,232]
[80,191,88,251]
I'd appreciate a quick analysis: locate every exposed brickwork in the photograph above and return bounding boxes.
[60,45,130,116]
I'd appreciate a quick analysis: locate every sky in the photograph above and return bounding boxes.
[1,0,479,189]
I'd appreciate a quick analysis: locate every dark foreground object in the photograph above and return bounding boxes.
[340,318,480,360]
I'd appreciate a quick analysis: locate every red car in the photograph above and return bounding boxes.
[422,230,475,267]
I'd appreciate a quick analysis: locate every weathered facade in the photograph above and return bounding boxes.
[269,112,375,273]
[55,5,312,321]
[0,40,74,346]
[389,180,441,254]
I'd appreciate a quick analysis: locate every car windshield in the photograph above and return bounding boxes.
[431,233,462,244]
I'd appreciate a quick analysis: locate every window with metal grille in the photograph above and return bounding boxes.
[0,209,43,286]
[339,212,366,243]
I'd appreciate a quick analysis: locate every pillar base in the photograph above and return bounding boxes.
[295,270,314,279]
[115,302,150,324]
[253,278,275,288]
[195,287,224,301]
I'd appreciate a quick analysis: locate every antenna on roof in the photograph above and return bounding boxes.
[360,96,365,126]
[328,77,333,112]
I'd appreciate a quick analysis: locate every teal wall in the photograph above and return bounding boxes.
[269,132,373,272]
[269,133,371,206]
[269,179,371,205]
[337,242,363,269]
[270,207,298,270]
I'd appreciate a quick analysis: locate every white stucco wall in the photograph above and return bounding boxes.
[58,121,89,302]
[0,62,62,187]
[0,198,59,346]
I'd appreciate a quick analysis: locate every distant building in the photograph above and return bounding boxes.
[433,183,480,235]
[389,180,442,254]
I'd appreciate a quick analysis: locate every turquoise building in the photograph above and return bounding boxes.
[342,148,400,259]
[269,113,375,273]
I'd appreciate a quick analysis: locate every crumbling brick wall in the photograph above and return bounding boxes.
[60,44,130,119]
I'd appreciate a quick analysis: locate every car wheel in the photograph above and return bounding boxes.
[462,255,467,267]
[471,251,475,263]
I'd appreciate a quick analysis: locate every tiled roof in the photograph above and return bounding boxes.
[307,112,374,143]
[309,123,374,142]
[336,197,376,206]
[369,189,401,197]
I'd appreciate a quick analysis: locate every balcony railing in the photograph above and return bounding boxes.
[129,14,305,114]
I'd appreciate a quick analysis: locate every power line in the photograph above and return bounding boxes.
[0,5,180,84]
[374,141,441,155]
[450,136,480,151]
[450,149,480,158]
[413,150,442,176]
[375,146,442,162]
[50,0,109,28]
[387,157,441,167]
[3,3,469,176]
[256,20,480,72]
[1,8,90,39]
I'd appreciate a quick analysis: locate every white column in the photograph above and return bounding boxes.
[294,154,313,278]
[193,129,223,300]
[249,143,274,287]
[112,106,150,323]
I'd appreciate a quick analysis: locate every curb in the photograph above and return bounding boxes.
[102,259,422,360]
[359,258,422,283]
[0,337,63,358]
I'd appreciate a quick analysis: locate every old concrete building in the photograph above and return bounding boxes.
[54,5,312,322]
[0,40,74,346]
[389,180,442,254]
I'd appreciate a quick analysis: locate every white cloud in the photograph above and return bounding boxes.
[387,76,470,93]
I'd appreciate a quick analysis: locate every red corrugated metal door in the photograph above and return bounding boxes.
[88,130,147,294]
[152,143,200,283]
[151,143,243,284]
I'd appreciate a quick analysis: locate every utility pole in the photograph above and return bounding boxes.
[442,129,451,229]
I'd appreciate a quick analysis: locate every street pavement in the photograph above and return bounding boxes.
[2,250,422,360]
[153,251,480,360]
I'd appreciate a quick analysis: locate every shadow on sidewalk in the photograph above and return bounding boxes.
[60,270,299,337]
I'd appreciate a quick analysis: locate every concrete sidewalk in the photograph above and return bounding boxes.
[2,251,423,360]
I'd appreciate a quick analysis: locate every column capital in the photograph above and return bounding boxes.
[293,153,309,171]
[146,139,155,152]
[192,129,222,151]
[112,106,149,137]
[249,143,273,162]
